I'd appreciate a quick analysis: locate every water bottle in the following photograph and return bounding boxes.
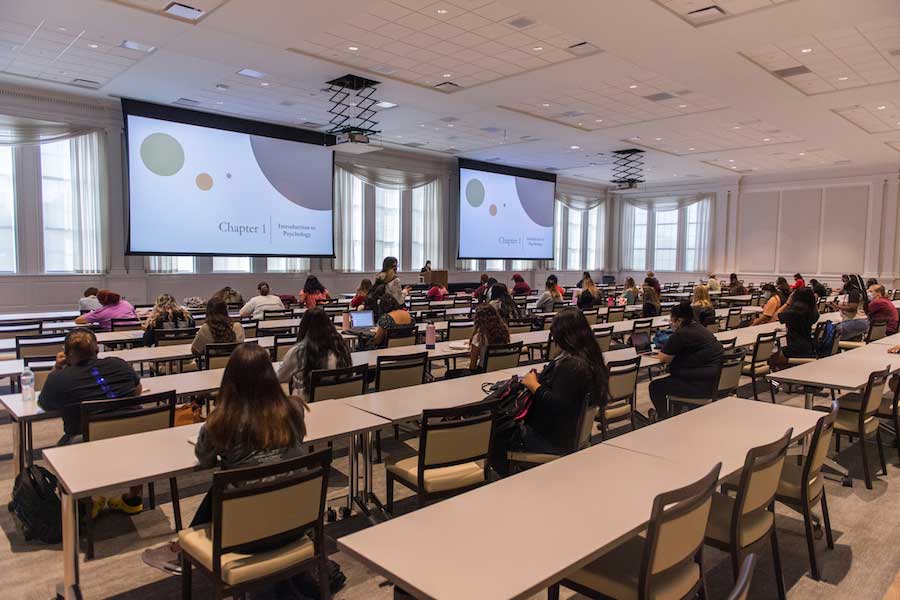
[21,366,35,405]
[425,321,436,349]
[607,296,614,307]
[341,312,350,331]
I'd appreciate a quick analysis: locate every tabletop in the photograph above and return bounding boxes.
[766,346,899,390]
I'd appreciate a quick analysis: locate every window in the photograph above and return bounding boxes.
[267,257,310,272]
[0,147,16,273]
[40,134,103,273]
[374,187,400,271]
[213,256,251,272]
[147,256,194,274]
[566,208,584,271]
[585,204,605,271]
[486,259,505,271]
[630,207,648,271]
[347,174,365,272]
[653,209,678,272]
[683,201,709,272]
[410,186,426,271]
[553,201,564,270]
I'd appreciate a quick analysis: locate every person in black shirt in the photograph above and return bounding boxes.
[649,302,724,420]
[769,287,818,368]
[809,278,828,298]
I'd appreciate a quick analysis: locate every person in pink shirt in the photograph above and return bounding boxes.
[74,289,137,331]
[511,273,531,296]
[426,283,449,301]
[298,275,330,309]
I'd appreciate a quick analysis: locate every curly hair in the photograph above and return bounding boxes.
[147,293,189,323]
[473,304,509,346]
[205,298,236,343]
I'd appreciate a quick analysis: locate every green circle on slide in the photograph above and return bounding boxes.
[465,178,485,208]
[140,132,184,176]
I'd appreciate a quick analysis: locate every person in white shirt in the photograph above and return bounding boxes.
[78,287,102,312]
[707,274,721,293]
[239,281,285,320]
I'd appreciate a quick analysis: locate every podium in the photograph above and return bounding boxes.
[422,269,448,288]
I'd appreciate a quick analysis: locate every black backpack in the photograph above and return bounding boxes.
[7,464,62,544]
[482,375,533,434]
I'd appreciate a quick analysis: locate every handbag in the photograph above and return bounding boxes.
[482,375,532,434]
[174,402,205,426]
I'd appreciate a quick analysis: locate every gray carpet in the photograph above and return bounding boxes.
[2,370,900,600]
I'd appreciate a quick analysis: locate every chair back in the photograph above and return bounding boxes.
[706,321,720,334]
[448,321,474,341]
[546,332,562,361]
[156,327,198,346]
[23,358,54,392]
[0,323,41,339]
[309,363,368,402]
[203,341,248,370]
[801,411,836,505]
[241,320,258,338]
[386,324,417,348]
[639,463,722,600]
[111,318,142,331]
[262,309,292,320]
[582,308,599,325]
[727,554,757,600]
[856,366,891,430]
[574,401,600,452]
[375,351,428,391]
[81,391,176,442]
[717,350,747,397]
[631,318,653,337]
[594,326,613,352]
[732,429,793,532]
[606,307,625,323]
[16,334,66,360]
[482,341,522,372]
[719,337,737,351]
[750,293,763,307]
[750,331,777,364]
[273,335,297,361]
[605,357,640,402]
[816,297,828,314]
[210,450,330,577]
[867,320,888,343]
[454,298,472,308]
[418,400,497,485]
[507,319,532,335]
[725,308,743,330]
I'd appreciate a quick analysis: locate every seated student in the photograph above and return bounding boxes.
[750,283,785,326]
[841,273,866,294]
[368,294,414,348]
[142,293,195,346]
[707,274,721,293]
[493,308,607,475]
[211,286,243,305]
[775,276,791,300]
[420,260,432,273]
[576,271,591,289]
[577,276,601,310]
[621,277,641,305]
[277,307,352,400]
[511,273,531,296]
[38,328,145,513]
[239,281,285,320]
[865,284,899,335]
[648,302,724,420]
[535,277,563,312]
[75,289,136,331]
[488,283,521,321]
[351,278,372,309]
[143,343,309,577]
[78,287,101,312]
[866,277,879,289]
[644,271,661,296]
[792,273,806,290]
[831,284,867,341]
[426,282,449,301]
[298,275,330,309]
[547,273,565,297]
[690,284,716,326]
[809,278,828,298]
[642,285,661,318]
[447,304,511,379]
[473,274,490,302]
[727,273,747,296]
[191,298,245,356]
[769,288,819,368]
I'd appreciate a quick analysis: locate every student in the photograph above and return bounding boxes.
[644,271,661,295]
[865,284,899,335]
[642,285,661,318]
[277,307,352,400]
[375,256,404,305]
[842,274,865,294]
[547,273,565,297]
[488,283,521,321]
[191,298,245,356]
[535,277,563,312]
[495,308,607,474]
[473,274,491,301]
[143,343,308,576]
[351,278,372,309]
[75,289,137,331]
[809,278,828,298]
[621,277,641,305]
[727,273,747,296]
[648,302,724,420]
[775,276,791,300]
[211,286,243,305]
[142,293,195,346]
[691,284,716,326]
[866,277,879,289]
[426,282,449,301]
[831,285,867,341]
[469,304,510,370]
[420,260,432,273]
[368,295,414,348]
[707,274,721,293]
[577,276,601,310]
[38,328,144,514]
[750,283,785,326]
[511,273,531,296]
[78,287,101,312]
[239,281,285,320]
[576,271,591,289]
[298,275,330,309]
[769,288,819,367]
[792,273,806,290]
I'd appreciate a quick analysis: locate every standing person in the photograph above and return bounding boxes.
[727,273,747,296]
[351,279,372,309]
[75,289,137,331]
[642,285,661,318]
[707,274,721,293]
[576,271,591,289]
[473,274,491,302]
[78,287,101,312]
[644,271,661,296]
[648,302,724,420]
[426,282,449,301]
[792,273,806,290]
[142,293,195,346]
[769,288,819,367]
[865,284,899,335]
[375,256,404,305]
[535,277,563,312]
[239,282,285,320]
[191,298,245,356]
[488,283,521,321]
[277,307,353,400]
[420,260,432,273]
[511,274,531,296]
[690,284,716,326]
[577,276,601,310]
[298,275,330,309]
[621,277,641,305]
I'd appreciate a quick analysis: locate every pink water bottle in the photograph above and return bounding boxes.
[341,312,350,331]
[607,296,614,307]
[425,321,436,349]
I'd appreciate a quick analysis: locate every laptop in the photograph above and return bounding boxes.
[630,331,654,355]
[348,310,377,335]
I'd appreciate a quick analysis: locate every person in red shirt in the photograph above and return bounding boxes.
[865,284,899,335]
[473,274,490,302]
[298,275,330,309]
[350,278,371,309]
[547,274,565,298]
[510,273,531,296]
[426,284,449,301]
[791,273,806,290]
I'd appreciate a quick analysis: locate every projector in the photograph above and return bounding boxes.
[333,131,383,154]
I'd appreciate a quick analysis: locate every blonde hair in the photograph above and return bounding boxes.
[582,276,599,298]
[642,285,661,309]
[692,284,713,309]
[148,293,187,322]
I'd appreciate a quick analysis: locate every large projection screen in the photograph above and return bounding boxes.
[123,99,335,257]
[457,158,556,260]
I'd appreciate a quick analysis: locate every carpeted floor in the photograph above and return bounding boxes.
[2,368,900,600]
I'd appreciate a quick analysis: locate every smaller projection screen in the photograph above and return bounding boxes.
[457,158,557,260]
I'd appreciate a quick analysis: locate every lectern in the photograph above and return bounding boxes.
[423,269,448,288]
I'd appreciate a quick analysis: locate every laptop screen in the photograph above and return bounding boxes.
[630,331,652,353]
[350,310,374,328]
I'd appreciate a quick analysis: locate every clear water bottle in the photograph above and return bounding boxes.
[425,321,436,349]
[21,366,35,404]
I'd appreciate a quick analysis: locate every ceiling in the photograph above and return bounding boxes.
[0,0,898,185]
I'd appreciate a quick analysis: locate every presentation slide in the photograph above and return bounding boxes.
[458,164,555,260]
[126,111,334,256]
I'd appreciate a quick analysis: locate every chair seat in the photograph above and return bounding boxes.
[386,455,484,493]
[566,536,700,600]
[705,493,774,548]
[836,392,895,417]
[668,395,712,407]
[838,341,864,350]
[742,363,770,376]
[603,401,631,420]
[833,410,879,435]
[775,462,823,504]
[507,451,560,464]
[178,526,314,586]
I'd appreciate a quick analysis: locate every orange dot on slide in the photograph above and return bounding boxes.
[489,204,497,216]
[196,173,213,191]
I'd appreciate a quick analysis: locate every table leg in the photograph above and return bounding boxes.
[11,418,23,477]
[26,421,33,468]
[57,491,81,599]
[347,434,359,516]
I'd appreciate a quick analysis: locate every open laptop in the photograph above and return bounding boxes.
[348,310,377,336]
[630,331,655,355]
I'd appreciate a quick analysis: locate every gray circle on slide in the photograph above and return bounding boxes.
[249,135,331,211]
[515,177,554,227]
[465,178,485,207]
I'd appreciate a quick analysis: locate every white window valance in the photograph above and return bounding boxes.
[621,192,712,211]
[334,160,439,190]
[0,114,102,147]
[555,179,608,211]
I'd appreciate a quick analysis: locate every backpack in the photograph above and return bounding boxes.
[482,375,532,434]
[815,320,837,358]
[7,465,62,544]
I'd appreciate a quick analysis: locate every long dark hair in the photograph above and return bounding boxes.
[303,275,325,295]
[474,303,509,345]
[295,308,352,395]
[790,287,818,322]
[775,276,790,300]
[550,308,607,406]
[205,298,236,343]
[205,344,307,450]
[489,283,519,320]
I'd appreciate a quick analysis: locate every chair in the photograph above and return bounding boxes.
[720,337,737,351]
[156,327,198,346]
[629,318,654,347]
[750,293,763,307]
[598,357,640,439]
[670,350,746,415]
[375,352,428,392]
[203,342,247,370]
[261,309,292,320]
[386,324,417,348]
[706,320,720,334]
[447,321,474,342]
[482,341,522,372]
[272,334,297,362]
[507,319,532,335]
[839,320,887,350]
[507,396,599,469]
[308,364,368,402]
[544,331,563,361]
[550,463,721,600]
[80,391,181,560]
[0,322,41,339]
[742,331,777,402]
[15,334,66,361]
[582,308,599,325]
[111,318,143,331]
[605,306,625,323]
[23,357,54,392]
[725,307,744,330]
[385,400,497,514]
[704,429,792,600]
[241,320,258,338]
[179,450,332,600]
[594,326,613,352]
[727,554,757,600]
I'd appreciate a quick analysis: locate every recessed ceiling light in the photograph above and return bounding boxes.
[595,119,603,122]
[436,8,448,14]
[631,136,641,140]
[877,105,887,110]
[570,145,580,150]
[348,102,357,107]
[447,123,454,127]
[532,46,543,51]
[731,166,737,169]
[442,73,452,78]
[678,104,687,108]
[120,40,157,53]
[215,100,224,105]
[654,137,662,141]
[375,101,398,109]
[419,124,425,127]
[260,82,269,87]
[801,48,813,53]
[798,152,806,156]
[164,2,205,20]
[688,147,695,151]
[838,76,849,81]
[628,84,638,89]
[57,27,67,32]
[347,46,359,51]
[732,126,741,130]
[728,159,735,162]
[88,43,99,49]
[577,122,583,126]
[763,137,771,142]
[237,68,266,79]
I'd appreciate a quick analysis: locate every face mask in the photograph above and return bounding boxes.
[867,292,875,301]
[763,291,772,300]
